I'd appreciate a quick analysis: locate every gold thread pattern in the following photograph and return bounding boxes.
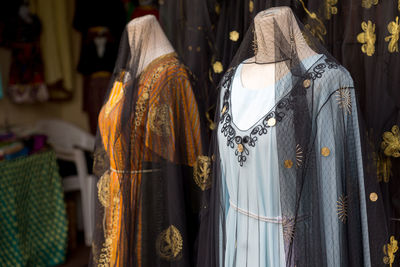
[381,125,400,158]
[321,147,331,157]
[385,17,400,53]
[149,104,172,137]
[370,192,378,202]
[335,87,352,115]
[284,160,294,169]
[296,144,303,168]
[383,236,398,267]
[325,0,338,20]
[362,0,378,9]
[213,61,223,74]
[156,225,183,261]
[97,170,111,208]
[357,20,376,56]
[193,155,212,191]
[230,31,240,42]
[299,0,327,43]
[337,195,348,223]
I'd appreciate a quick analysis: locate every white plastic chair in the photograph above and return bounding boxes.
[36,119,96,247]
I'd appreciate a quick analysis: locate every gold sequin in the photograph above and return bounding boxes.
[370,192,378,202]
[383,236,398,267]
[362,0,378,9]
[284,160,293,169]
[238,144,244,153]
[385,16,400,53]
[249,0,254,13]
[321,147,330,157]
[267,118,276,127]
[193,155,212,191]
[230,31,240,42]
[381,125,400,158]
[337,195,348,223]
[213,61,223,74]
[156,225,183,261]
[303,79,311,88]
[357,20,376,56]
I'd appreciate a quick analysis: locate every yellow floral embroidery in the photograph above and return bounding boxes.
[299,0,327,43]
[325,0,338,20]
[383,236,398,267]
[337,195,348,223]
[230,31,240,42]
[357,20,376,56]
[381,125,400,158]
[156,225,183,261]
[193,155,212,191]
[385,16,400,53]
[249,0,254,13]
[362,0,378,9]
[213,61,223,73]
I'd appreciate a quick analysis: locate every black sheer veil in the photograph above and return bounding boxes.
[197,7,388,267]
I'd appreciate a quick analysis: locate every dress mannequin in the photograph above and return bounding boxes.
[241,7,317,89]
[127,15,174,75]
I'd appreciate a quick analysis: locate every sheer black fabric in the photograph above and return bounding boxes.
[90,15,206,267]
[197,7,388,267]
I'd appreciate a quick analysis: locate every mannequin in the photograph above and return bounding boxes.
[127,15,174,75]
[241,7,317,90]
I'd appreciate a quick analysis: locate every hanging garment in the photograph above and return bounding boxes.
[91,18,206,267]
[197,7,388,267]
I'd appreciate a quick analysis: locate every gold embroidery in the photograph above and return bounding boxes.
[149,104,172,137]
[282,217,295,243]
[194,155,212,191]
[325,0,338,20]
[337,195,348,223]
[97,170,111,208]
[385,17,400,53]
[383,236,398,267]
[381,125,400,158]
[156,225,183,261]
[357,21,376,56]
[249,0,254,13]
[213,61,223,73]
[377,154,392,183]
[284,160,294,169]
[296,144,303,168]
[230,31,240,42]
[370,192,378,202]
[215,3,220,15]
[362,0,378,9]
[206,111,217,130]
[299,0,327,43]
[335,87,352,115]
[321,147,330,157]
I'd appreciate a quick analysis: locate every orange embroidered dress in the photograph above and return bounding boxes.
[93,53,204,267]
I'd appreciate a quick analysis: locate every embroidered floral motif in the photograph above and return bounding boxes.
[385,16,400,53]
[156,225,183,261]
[325,0,338,20]
[362,0,378,9]
[335,87,352,115]
[381,125,400,158]
[193,155,212,191]
[337,195,348,223]
[149,104,172,137]
[299,0,327,43]
[219,59,338,166]
[383,236,398,267]
[357,20,376,56]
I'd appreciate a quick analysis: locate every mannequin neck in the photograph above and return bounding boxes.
[253,6,316,63]
[127,15,175,75]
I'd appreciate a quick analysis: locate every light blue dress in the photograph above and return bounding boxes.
[217,56,322,267]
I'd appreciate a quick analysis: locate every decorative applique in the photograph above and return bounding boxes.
[335,87,352,115]
[220,59,338,166]
[362,0,378,9]
[299,0,327,43]
[337,195,348,223]
[230,31,239,42]
[385,17,400,53]
[149,104,172,137]
[383,236,398,267]
[156,225,183,261]
[325,0,338,20]
[97,170,111,208]
[381,125,400,157]
[193,155,212,191]
[282,217,295,243]
[213,61,223,74]
[296,144,304,167]
[357,20,376,56]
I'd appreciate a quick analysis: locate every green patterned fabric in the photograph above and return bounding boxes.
[0,150,67,267]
